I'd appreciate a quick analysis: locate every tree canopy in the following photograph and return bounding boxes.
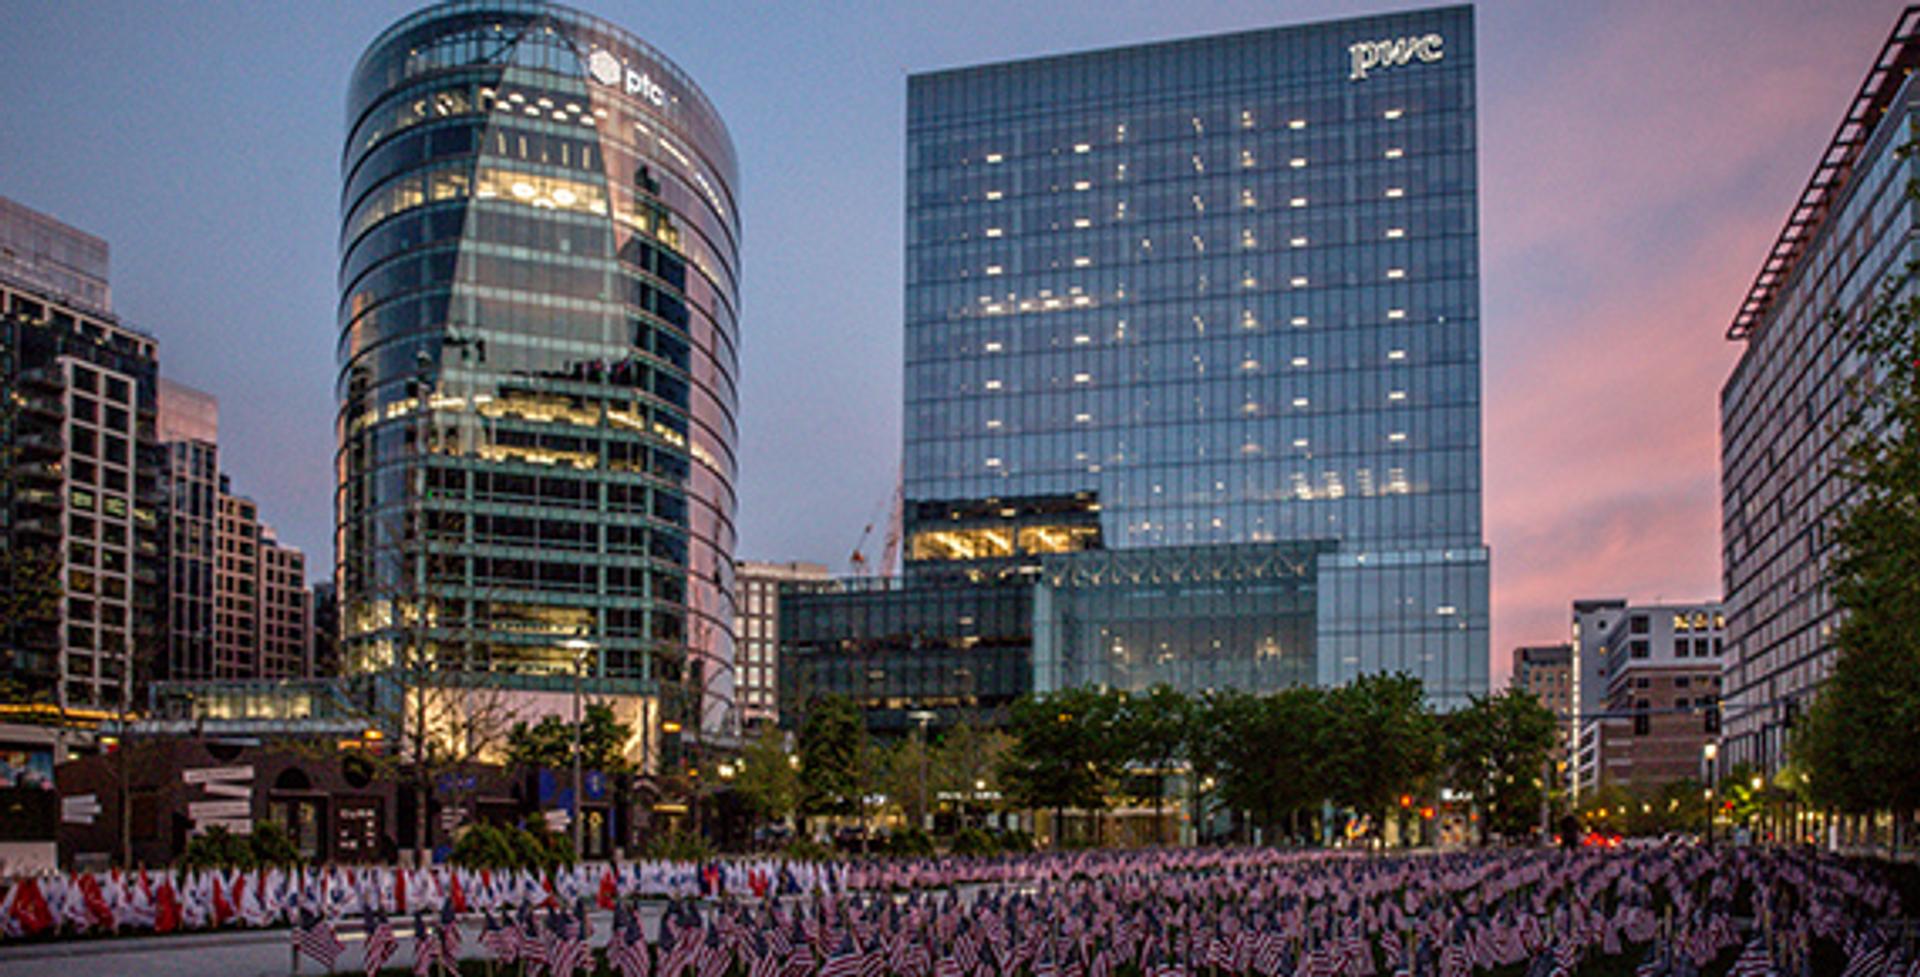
[1795,272,1920,818]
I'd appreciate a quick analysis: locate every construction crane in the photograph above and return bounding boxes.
[849,465,904,577]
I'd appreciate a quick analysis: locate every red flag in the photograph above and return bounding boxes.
[449,871,468,914]
[212,875,236,927]
[598,869,618,910]
[154,877,182,934]
[77,873,114,931]
[6,877,56,936]
[395,867,408,916]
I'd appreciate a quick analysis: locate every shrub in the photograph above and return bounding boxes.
[951,827,996,857]
[884,827,935,857]
[998,830,1035,854]
[642,829,715,862]
[179,826,256,870]
[781,837,836,862]
[450,821,576,870]
[248,821,303,867]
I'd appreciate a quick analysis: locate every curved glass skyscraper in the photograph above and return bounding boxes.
[337,1,739,732]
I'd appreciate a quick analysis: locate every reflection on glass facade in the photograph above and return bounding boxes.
[905,6,1488,704]
[1719,13,1920,773]
[1034,543,1326,694]
[337,1,740,730]
[778,577,1032,734]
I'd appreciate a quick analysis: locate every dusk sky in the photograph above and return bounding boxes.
[0,0,1895,687]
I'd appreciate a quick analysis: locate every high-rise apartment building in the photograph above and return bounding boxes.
[734,560,830,728]
[903,6,1487,704]
[158,381,313,681]
[1720,8,1920,772]
[0,197,162,713]
[158,379,219,681]
[338,1,741,733]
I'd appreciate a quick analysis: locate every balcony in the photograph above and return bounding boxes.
[12,429,63,457]
[13,390,62,420]
[10,459,61,484]
[11,515,59,538]
[14,487,60,510]
[15,367,61,392]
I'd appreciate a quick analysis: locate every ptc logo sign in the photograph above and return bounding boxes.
[587,48,667,108]
[1348,34,1445,81]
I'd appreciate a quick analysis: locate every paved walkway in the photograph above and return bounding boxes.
[0,908,622,977]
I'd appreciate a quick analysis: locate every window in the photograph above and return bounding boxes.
[1675,676,1691,688]
[1674,638,1689,658]
[1634,700,1651,736]
[1630,640,1648,659]
[1629,615,1649,634]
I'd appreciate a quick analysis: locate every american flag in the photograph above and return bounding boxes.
[291,907,345,971]
[548,906,591,977]
[609,904,652,977]
[437,901,463,963]
[361,908,399,977]
[1727,936,1775,977]
[748,934,780,977]
[411,910,440,977]
[518,904,550,971]
[480,908,520,964]
[697,924,731,977]
[1842,928,1888,977]
[820,938,864,977]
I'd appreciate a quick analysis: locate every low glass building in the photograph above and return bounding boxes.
[336,1,741,732]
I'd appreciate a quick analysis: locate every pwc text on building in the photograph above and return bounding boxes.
[1348,34,1444,80]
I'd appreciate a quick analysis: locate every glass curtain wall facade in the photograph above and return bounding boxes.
[1719,12,1920,773]
[338,1,740,730]
[905,6,1487,704]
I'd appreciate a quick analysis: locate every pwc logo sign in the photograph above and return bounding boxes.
[1347,34,1445,81]
[587,48,667,108]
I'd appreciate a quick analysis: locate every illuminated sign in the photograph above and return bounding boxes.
[1348,34,1444,81]
[588,48,667,108]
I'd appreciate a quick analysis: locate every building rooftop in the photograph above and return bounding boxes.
[1728,7,1920,341]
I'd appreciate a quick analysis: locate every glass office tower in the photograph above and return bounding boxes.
[338,1,740,730]
[905,6,1487,704]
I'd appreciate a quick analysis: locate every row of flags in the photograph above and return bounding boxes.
[247,846,1911,977]
[0,857,836,940]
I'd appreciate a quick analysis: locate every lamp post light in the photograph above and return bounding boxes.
[564,635,595,860]
[907,710,936,832]
[1702,741,1719,848]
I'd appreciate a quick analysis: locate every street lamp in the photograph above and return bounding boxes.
[1702,741,1719,848]
[564,635,595,860]
[907,710,936,833]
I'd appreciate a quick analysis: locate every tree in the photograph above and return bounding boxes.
[505,702,634,774]
[1444,688,1556,843]
[998,688,1124,844]
[1324,673,1442,843]
[1794,267,1920,836]
[798,694,865,817]
[1118,685,1192,844]
[734,725,801,826]
[1201,688,1330,843]
[930,721,1013,827]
